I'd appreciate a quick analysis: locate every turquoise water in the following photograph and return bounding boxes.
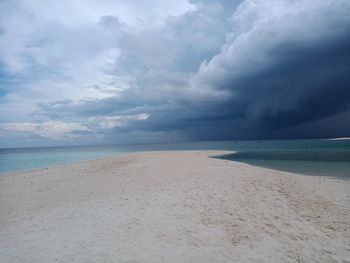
[0,146,126,174]
[216,139,350,178]
[1,140,350,178]
[0,142,226,174]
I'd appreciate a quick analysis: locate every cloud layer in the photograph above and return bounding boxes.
[0,0,349,147]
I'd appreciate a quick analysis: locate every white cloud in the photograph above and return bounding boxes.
[0,121,89,139]
[0,0,231,124]
[90,113,149,129]
[0,113,149,140]
[192,0,350,91]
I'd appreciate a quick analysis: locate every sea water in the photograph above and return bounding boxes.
[217,139,350,178]
[0,139,349,178]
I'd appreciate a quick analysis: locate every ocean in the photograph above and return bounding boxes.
[1,139,350,178]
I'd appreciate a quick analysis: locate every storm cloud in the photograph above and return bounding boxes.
[0,0,350,147]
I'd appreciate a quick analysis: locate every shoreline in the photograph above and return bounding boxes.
[1,150,349,262]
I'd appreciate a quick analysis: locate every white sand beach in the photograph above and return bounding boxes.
[0,151,349,263]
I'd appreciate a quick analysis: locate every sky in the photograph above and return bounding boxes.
[0,0,350,147]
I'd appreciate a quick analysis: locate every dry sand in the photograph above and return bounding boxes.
[0,150,349,263]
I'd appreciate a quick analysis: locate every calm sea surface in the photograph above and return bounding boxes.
[1,140,350,178]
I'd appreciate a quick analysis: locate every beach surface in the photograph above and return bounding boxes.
[0,150,349,263]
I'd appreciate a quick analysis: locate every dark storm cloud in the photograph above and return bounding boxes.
[187,0,350,139]
[219,34,350,129]
[128,0,350,140]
